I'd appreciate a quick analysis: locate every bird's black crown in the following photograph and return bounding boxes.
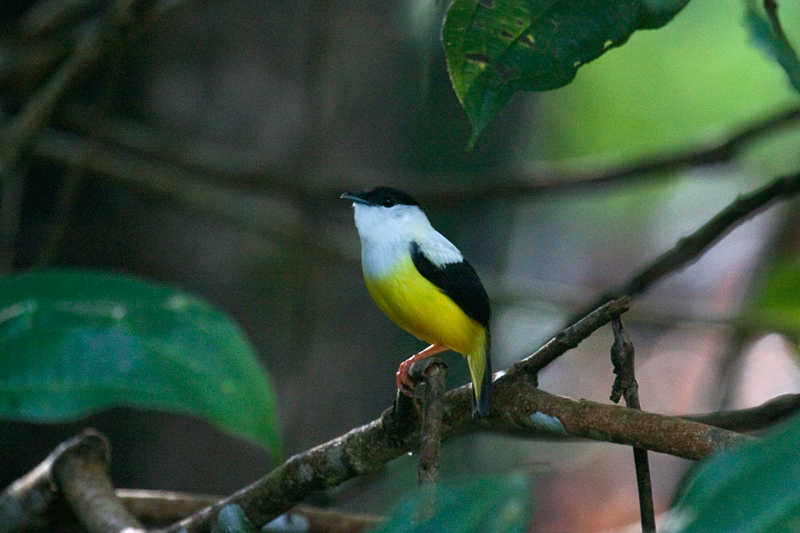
[344,186,420,208]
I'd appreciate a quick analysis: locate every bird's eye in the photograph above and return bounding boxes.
[382,198,395,207]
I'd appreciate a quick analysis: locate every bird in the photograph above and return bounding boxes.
[341,186,492,417]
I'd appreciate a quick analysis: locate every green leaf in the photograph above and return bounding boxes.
[664,411,800,532]
[744,0,800,93]
[0,270,281,458]
[442,0,690,148]
[748,254,800,341]
[367,473,531,533]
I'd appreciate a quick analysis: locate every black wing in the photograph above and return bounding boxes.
[410,241,491,327]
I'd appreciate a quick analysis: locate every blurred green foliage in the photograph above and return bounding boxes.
[750,254,800,342]
[533,0,799,160]
[665,411,800,532]
[366,473,532,533]
[0,270,281,459]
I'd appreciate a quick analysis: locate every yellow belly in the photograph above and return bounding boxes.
[364,256,486,359]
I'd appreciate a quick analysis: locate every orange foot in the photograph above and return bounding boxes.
[396,343,448,395]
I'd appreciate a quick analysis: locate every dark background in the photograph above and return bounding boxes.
[2,0,799,530]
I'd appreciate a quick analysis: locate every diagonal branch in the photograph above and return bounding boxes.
[418,105,800,204]
[434,107,800,205]
[0,298,754,533]
[155,297,752,533]
[570,171,800,323]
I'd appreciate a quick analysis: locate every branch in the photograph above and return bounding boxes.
[116,490,382,532]
[156,297,752,533]
[0,298,753,533]
[116,489,219,526]
[32,103,800,221]
[289,505,383,533]
[571,171,800,323]
[0,449,383,532]
[156,388,749,533]
[27,106,800,280]
[31,129,337,257]
[50,430,145,533]
[420,105,800,205]
[416,359,447,487]
[0,429,143,533]
[519,296,632,375]
[34,116,800,301]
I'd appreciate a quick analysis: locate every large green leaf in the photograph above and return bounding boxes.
[664,411,800,532]
[0,270,281,458]
[366,473,531,533]
[443,0,690,148]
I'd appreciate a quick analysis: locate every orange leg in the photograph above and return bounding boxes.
[396,343,449,395]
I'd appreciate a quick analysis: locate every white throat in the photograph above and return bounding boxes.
[350,203,463,278]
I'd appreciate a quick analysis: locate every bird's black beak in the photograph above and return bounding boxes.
[340,192,369,205]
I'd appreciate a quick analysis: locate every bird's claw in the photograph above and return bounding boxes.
[396,360,416,396]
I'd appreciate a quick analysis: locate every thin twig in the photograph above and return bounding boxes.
[610,318,655,533]
[1,20,99,173]
[685,393,800,432]
[35,5,138,268]
[521,295,632,375]
[17,0,97,39]
[632,449,654,531]
[1,0,159,165]
[28,108,800,271]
